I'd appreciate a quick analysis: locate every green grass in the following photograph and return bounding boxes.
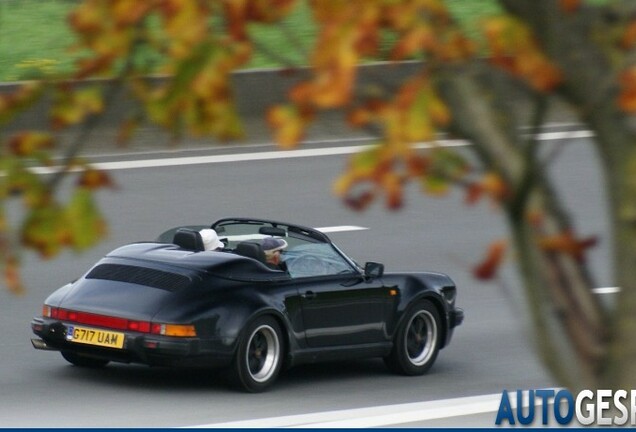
[0,0,77,81]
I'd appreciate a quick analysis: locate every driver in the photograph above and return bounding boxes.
[262,237,288,271]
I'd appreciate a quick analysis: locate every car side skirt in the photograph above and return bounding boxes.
[287,342,393,367]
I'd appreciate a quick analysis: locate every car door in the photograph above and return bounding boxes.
[296,276,396,348]
[284,243,396,348]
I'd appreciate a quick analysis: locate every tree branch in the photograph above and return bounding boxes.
[509,93,549,220]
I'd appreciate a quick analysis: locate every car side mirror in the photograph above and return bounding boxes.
[364,262,384,279]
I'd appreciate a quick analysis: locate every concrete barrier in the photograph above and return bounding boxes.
[0,62,577,154]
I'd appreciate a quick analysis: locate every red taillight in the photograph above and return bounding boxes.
[128,321,151,333]
[43,305,196,337]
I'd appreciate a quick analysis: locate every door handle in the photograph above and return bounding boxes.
[302,290,316,300]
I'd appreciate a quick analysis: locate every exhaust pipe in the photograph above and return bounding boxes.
[31,338,58,351]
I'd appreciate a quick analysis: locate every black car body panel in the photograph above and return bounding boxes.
[31,217,464,387]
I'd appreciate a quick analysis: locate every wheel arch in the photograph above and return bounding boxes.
[238,308,292,362]
[403,293,448,349]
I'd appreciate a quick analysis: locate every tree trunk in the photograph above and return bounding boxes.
[437,65,608,390]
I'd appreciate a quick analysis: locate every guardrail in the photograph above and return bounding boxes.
[0,62,576,151]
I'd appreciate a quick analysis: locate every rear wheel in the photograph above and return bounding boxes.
[230,316,284,392]
[61,351,109,368]
[384,300,440,375]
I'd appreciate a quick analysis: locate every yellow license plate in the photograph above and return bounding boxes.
[66,325,125,349]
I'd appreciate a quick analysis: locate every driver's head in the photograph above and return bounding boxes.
[262,237,288,265]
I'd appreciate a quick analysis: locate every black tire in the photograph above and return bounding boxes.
[384,300,441,375]
[230,316,284,392]
[61,351,109,368]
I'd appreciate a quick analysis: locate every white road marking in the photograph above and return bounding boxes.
[187,391,532,428]
[592,286,621,295]
[30,129,594,174]
[315,225,368,233]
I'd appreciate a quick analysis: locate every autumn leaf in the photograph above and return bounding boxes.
[473,240,507,280]
[0,82,44,126]
[158,0,210,59]
[223,0,297,40]
[483,16,562,92]
[65,188,107,251]
[21,204,71,258]
[560,0,580,13]
[382,172,405,210]
[406,153,430,177]
[8,132,54,157]
[50,86,104,129]
[538,231,598,261]
[422,174,450,196]
[267,104,313,148]
[77,168,116,190]
[465,173,509,205]
[344,190,376,212]
[618,67,636,113]
[621,21,636,49]
[4,255,24,295]
[390,23,435,60]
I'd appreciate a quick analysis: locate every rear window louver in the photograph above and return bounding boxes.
[85,264,191,291]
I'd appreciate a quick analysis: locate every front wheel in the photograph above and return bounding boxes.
[384,300,441,375]
[230,316,284,392]
[61,351,109,368]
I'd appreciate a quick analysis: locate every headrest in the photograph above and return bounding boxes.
[173,228,204,252]
[235,241,266,263]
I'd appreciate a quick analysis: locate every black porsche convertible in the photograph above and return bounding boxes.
[31,217,464,392]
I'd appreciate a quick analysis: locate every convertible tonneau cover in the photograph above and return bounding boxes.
[103,243,290,283]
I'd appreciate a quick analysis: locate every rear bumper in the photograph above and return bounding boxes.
[31,317,234,368]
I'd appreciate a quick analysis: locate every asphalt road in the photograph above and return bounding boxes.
[0,130,610,427]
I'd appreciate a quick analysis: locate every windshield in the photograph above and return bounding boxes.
[213,219,358,278]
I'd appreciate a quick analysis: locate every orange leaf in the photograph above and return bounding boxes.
[465,173,509,205]
[406,154,430,177]
[4,255,24,295]
[560,0,581,13]
[390,24,435,60]
[347,107,373,128]
[473,240,507,280]
[618,68,636,113]
[8,132,54,156]
[78,169,116,190]
[382,173,404,210]
[483,17,562,92]
[266,105,312,148]
[465,182,484,205]
[622,21,636,49]
[538,230,598,261]
[344,190,376,212]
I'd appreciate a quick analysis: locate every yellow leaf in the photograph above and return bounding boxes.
[65,189,107,251]
[266,105,307,148]
[51,86,104,129]
[8,132,54,156]
[21,204,70,258]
